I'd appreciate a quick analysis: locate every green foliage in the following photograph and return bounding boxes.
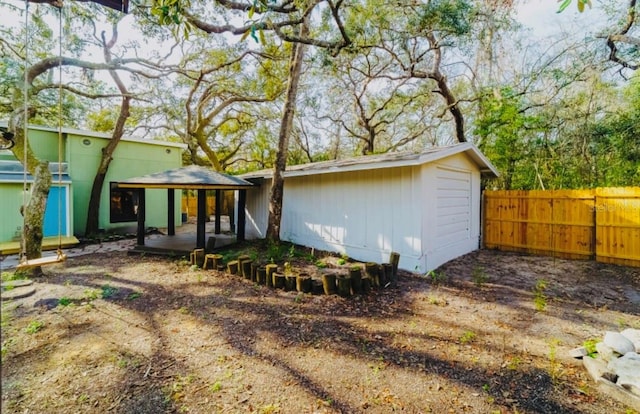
[209,381,223,393]
[475,87,543,190]
[58,297,72,307]
[477,76,640,190]
[1,272,27,283]
[427,270,447,286]
[459,330,476,344]
[533,279,547,311]
[471,266,488,287]
[83,289,100,301]
[417,0,474,36]
[25,320,44,334]
[101,284,118,299]
[266,240,286,263]
[583,338,598,358]
[557,0,592,13]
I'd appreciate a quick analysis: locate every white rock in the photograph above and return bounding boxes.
[569,347,588,359]
[621,329,640,353]
[596,342,616,362]
[608,352,640,397]
[604,331,635,355]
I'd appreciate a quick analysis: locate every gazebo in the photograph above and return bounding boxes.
[117,165,254,254]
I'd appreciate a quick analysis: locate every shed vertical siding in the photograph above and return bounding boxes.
[244,178,270,239]
[280,167,423,269]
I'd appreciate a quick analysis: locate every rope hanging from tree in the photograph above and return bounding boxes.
[17,1,67,269]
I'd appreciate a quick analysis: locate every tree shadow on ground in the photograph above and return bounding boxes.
[11,250,637,413]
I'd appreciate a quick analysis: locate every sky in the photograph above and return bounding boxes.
[516,0,608,38]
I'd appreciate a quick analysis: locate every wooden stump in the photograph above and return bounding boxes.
[285,275,297,291]
[296,273,312,293]
[241,259,253,280]
[389,252,400,285]
[311,279,324,295]
[265,264,278,288]
[203,253,223,270]
[349,266,363,294]
[257,267,267,285]
[381,263,393,288]
[273,273,286,289]
[250,262,260,282]
[227,260,239,275]
[336,275,351,297]
[365,262,379,288]
[191,248,205,268]
[322,273,337,295]
[362,276,372,294]
[211,254,224,269]
[206,236,216,252]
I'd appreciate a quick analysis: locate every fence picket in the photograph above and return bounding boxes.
[483,187,639,267]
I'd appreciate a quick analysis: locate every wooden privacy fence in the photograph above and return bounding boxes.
[181,191,235,217]
[483,187,640,267]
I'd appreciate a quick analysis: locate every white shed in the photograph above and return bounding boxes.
[240,142,498,273]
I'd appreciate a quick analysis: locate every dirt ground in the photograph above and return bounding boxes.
[2,245,640,414]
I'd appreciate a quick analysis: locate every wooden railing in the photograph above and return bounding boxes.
[483,187,640,267]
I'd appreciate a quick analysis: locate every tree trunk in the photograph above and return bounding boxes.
[85,27,131,237]
[22,162,52,276]
[9,110,50,275]
[266,18,309,241]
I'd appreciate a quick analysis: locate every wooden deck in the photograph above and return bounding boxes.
[128,232,237,257]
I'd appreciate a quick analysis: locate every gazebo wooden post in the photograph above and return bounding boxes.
[167,188,175,236]
[237,189,246,241]
[136,188,146,246]
[197,189,207,248]
[215,189,222,234]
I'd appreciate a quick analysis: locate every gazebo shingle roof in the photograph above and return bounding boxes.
[117,165,253,190]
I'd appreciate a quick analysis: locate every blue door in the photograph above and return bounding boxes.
[43,186,68,237]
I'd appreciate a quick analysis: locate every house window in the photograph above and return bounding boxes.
[110,183,139,222]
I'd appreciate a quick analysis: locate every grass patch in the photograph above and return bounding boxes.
[533,279,547,311]
[583,338,599,358]
[460,330,476,344]
[472,266,489,287]
[25,320,44,334]
[58,297,72,307]
[1,271,28,283]
[100,284,118,299]
[427,270,447,286]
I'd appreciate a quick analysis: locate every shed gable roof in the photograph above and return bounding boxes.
[241,142,499,180]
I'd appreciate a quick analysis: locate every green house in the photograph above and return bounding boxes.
[0,124,185,249]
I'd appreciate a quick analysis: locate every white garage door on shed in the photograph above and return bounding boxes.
[435,166,471,248]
